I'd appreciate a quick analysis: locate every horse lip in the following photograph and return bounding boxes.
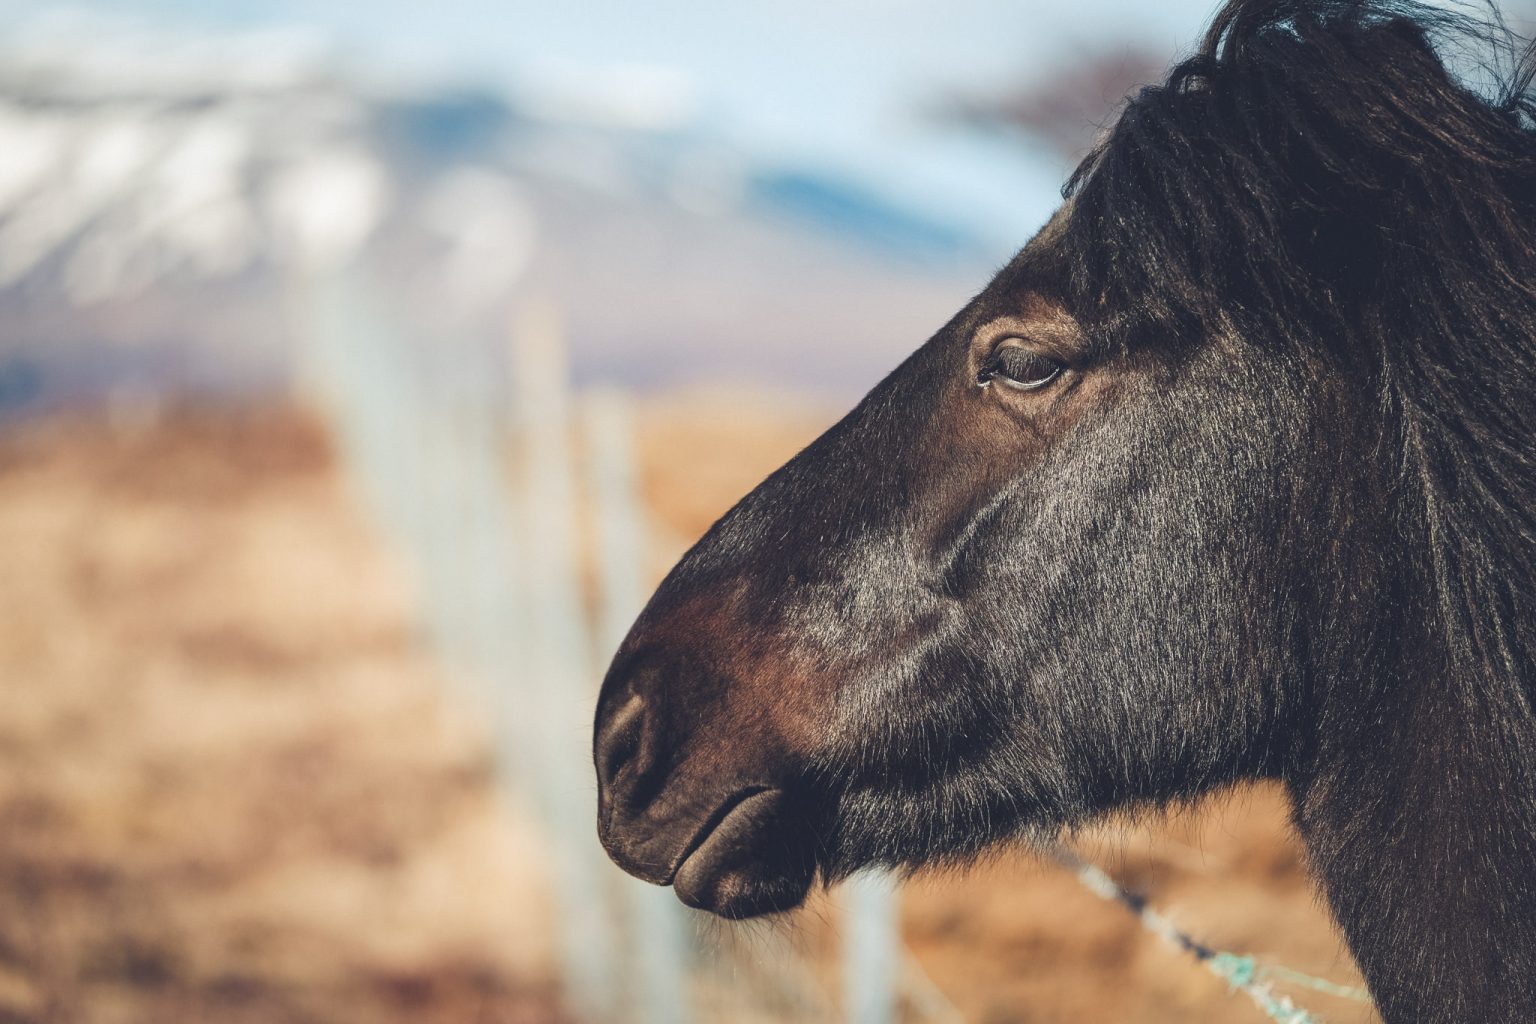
[666,786,773,882]
[602,785,773,886]
[672,786,815,918]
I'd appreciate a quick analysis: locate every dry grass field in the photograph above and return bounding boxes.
[0,397,1377,1024]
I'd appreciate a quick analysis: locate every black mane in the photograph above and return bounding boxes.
[1064,0,1536,713]
[1048,8,1536,1013]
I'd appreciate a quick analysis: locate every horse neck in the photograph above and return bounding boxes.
[1291,634,1536,1024]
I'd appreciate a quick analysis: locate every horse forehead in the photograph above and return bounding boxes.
[974,247,1078,331]
[988,200,1075,287]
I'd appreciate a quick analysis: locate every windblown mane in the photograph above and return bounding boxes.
[1060,0,1536,712]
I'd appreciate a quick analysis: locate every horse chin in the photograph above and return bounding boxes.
[671,788,818,919]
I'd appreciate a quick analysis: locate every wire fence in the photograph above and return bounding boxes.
[295,260,1374,1024]
[1051,847,1372,1023]
[295,262,934,1024]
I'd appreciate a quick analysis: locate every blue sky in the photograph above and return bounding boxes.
[0,0,1224,253]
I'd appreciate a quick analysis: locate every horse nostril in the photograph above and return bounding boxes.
[596,690,647,791]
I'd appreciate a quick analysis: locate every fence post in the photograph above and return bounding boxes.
[584,387,696,1024]
[844,871,901,1024]
[509,298,622,1022]
[307,271,928,1024]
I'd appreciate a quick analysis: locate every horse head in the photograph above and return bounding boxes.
[594,3,1536,1018]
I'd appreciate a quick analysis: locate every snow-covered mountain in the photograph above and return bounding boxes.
[0,14,1005,414]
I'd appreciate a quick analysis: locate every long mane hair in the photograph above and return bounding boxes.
[1060,0,1536,718]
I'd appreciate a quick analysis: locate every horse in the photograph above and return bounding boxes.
[591,2,1536,1020]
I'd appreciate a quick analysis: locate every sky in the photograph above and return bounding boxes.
[0,0,1224,252]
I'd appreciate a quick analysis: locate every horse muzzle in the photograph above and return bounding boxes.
[593,652,819,918]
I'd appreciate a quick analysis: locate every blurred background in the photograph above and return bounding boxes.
[7,1,1529,1021]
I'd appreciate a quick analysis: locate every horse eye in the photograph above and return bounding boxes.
[980,344,1064,391]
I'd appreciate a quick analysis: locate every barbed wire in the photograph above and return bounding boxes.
[1050,846,1372,1024]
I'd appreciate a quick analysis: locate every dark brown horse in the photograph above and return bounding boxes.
[593,2,1536,1020]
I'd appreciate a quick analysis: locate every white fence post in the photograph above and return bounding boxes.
[584,387,696,1024]
[509,298,622,1022]
[300,269,941,1024]
[844,872,901,1024]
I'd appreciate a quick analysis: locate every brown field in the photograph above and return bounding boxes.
[0,397,1376,1024]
